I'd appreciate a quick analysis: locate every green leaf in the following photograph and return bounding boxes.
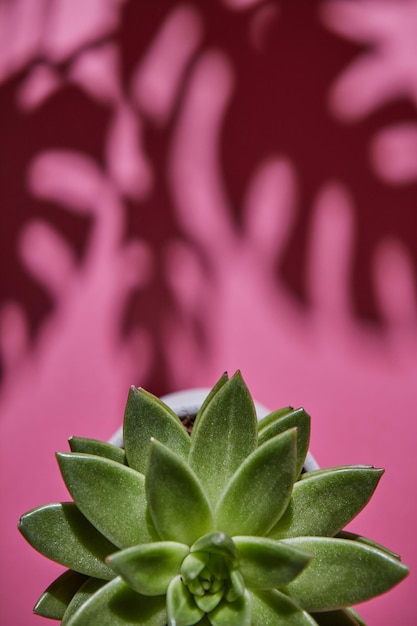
[346,608,367,626]
[257,408,310,477]
[226,568,245,601]
[233,536,311,589]
[64,577,167,626]
[18,503,116,578]
[123,387,191,473]
[108,541,189,595]
[167,575,204,626]
[282,537,409,611]
[195,372,229,419]
[191,532,237,561]
[69,437,126,465]
[146,439,214,544]
[33,570,88,619]
[62,578,106,625]
[57,453,156,548]
[181,552,209,584]
[194,589,224,613]
[258,407,295,430]
[310,608,364,625]
[215,429,297,536]
[250,590,318,626]
[336,530,401,560]
[268,466,383,539]
[208,591,251,626]
[189,371,258,506]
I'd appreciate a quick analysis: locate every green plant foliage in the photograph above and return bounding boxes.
[18,371,408,625]
[257,408,310,477]
[34,570,88,619]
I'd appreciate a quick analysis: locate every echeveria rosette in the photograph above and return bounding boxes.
[18,372,408,626]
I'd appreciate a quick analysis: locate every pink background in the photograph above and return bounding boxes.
[0,1,416,624]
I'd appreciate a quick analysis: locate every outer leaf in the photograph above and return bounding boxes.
[282,537,409,611]
[57,453,155,548]
[65,577,167,626]
[310,609,363,625]
[62,578,106,626]
[250,590,318,626]
[215,429,297,536]
[346,608,367,626]
[189,371,258,506]
[208,591,251,626]
[108,541,190,595]
[123,387,191,473]
[69,437,126,465]
[258,407,295,430]
[257,408,310,477]
[146,439,214,544]
[233,536,311,589]
[18,503,116,579]
[268,466,383,539]
[336,530,401,560]
[33,570,88,619]
[166,575,204,626]
[195,372,229,419]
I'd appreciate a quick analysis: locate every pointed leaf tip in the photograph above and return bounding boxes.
[282,537,409,611]
[269,466,384,539]
[18,503,116,579]
[123,387,191,474]
[189,371,258,507]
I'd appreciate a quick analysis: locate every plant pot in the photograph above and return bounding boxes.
[109,387,319,472]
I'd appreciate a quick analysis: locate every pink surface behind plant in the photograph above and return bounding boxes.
[0,2,416,625]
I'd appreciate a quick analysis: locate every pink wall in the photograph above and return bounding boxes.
[0,1,416,624]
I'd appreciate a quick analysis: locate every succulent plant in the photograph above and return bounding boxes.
[19,371,408,625]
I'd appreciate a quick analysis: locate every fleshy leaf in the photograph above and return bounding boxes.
[336,530,401,560]
[208,591,251,626]
[62,578,106,626]
[64,577,166,626]
[167,575,204,626]
[57,453,155,548]
[226,568,245,601]
[123,387,191,473]
[258,406,295,430]
[181,552,209,584]
[18,503,116,579]
[194,372,229,419]
[346,608,367,626]
[107,541,189,595]
[194,589,224,613]
[146,439,214,544]
[282,537,409,611]
[215,429,297,536]
[34,570,88,619]
[69,437,126,464]
[191,532,237,561]
[257,408,310,477]
[189,371,258,506]
[233,536,311,589]
[250,590,318,626]
[311,608,364,625]
[268,466,383,539]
